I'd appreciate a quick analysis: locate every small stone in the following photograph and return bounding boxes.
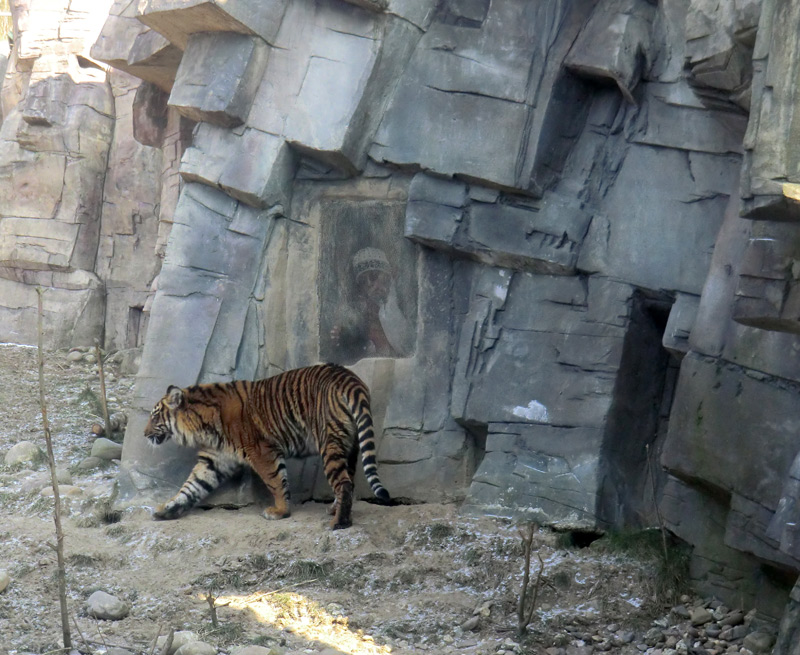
[741,632,774,654]
[720,610,745,627]
[41,484,83,497]
[67,350,85,362]
[91,438,123,460]
[230,646,283,655]
[21,469,72,493]
[174,643,217,655]
[460,615,480,631]
[671,604,691,619]
[691,607,714,626]
[5,441,44,466]
[0,570,10,593]
[713,605,730,620]
[645,627,665,647]
[720,625,747,641]
[156,631,199,655]
[77,456,104,471]
[87,590,129,620]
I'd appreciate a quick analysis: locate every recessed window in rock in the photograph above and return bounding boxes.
[319,200,417,365]
[126,306,145,349]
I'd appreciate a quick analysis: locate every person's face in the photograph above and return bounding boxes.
[357,269,390,303]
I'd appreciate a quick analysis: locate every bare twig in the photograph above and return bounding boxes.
[94,617,108,651]
[95,341,111,435]
[250,578,319,601]
[525,551,545,627]
[148,623,164,655]
[36,288,71,649]
[646,444,669,562]
[516,523,546,637]
[71,614,91,653]
[205,592,219,628]
[158,628,174,655]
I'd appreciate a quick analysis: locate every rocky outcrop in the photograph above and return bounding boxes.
[7,0,800,626]
[0,0,176,349]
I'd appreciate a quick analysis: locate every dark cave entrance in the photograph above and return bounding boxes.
[598,291,680,529]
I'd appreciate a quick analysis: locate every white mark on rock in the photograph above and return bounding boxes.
[511,400,549,422]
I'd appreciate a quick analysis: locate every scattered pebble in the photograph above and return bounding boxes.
[91,437,123,460]
[157,630,199,655]
[87,590,130,620]
[4,441,44,466]
[174,642,217,655]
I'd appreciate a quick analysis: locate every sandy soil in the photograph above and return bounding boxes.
[0,344,671,655]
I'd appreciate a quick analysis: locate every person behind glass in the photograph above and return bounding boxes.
[330,247,413,362]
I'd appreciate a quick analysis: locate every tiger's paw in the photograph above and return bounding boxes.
[263,507,291,521]
[330,517,352,530]
[153,502,186,520]
[331,516,353,530]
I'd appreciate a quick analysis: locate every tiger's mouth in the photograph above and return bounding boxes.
[146,431,169,446]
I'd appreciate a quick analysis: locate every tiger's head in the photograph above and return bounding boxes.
[144,385,185,446]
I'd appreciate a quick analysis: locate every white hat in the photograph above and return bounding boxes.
[352,247,390,277]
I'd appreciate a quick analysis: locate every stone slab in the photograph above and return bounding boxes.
[138,0,288,49]
[662,353,800,508]
[169,31,268,128]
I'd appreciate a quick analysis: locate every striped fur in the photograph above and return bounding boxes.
[144,363,390,529]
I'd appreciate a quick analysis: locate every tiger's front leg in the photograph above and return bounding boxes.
[244,446,292,521]
[153,452,242,520]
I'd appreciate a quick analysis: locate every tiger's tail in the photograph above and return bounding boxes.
[351,383,390,502]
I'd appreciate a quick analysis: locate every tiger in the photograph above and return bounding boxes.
[143,363,390,529]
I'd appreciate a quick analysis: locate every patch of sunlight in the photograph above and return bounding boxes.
[216,591,392,655]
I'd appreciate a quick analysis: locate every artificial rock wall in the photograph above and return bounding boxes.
[4,0,800,622]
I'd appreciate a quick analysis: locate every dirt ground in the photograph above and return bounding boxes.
[0,343,675,655]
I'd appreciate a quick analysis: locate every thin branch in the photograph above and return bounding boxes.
[525,551,545,626]
[36,287,71,649]
[94,617,108,651]
[158,628,174,655]
[646,444,669,562]
[249,578,319,601]
[516,524,534,636]
[205,592,219,628]
[71,614,91,653]
[95,341,111,435]
[148,623,164,655]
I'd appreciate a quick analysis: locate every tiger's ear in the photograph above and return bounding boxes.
[165,385,185,410]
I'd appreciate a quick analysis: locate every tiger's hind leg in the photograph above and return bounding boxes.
[245,446,292,521]
[322,429,358,530]
[154,452,242,520]
[327,441,359,522]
